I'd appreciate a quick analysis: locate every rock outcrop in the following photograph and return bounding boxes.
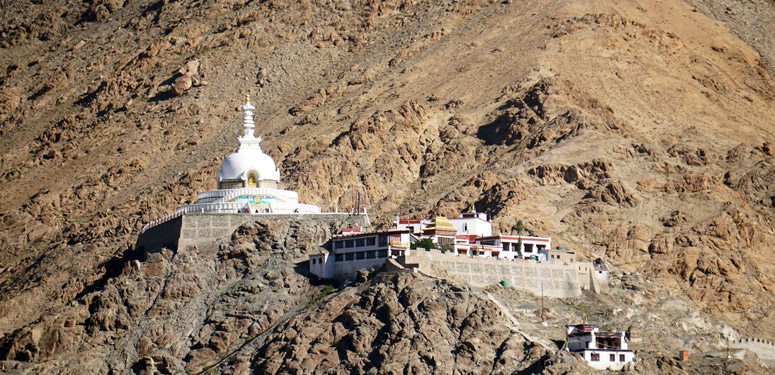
[1,0,775,373]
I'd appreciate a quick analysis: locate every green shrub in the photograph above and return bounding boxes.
[411,238,436,250]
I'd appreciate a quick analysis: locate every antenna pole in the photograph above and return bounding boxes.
[541,282,545,321]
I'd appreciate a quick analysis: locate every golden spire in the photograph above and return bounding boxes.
[245,93,251,105]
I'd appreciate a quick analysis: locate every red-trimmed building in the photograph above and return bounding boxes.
[311,212,559,280]
[474,234,552,260]
[566,324,634,370]
[309,229,411,280]
[397,212,553,260]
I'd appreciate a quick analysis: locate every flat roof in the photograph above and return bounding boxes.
[332,229,410,238]
[478,235,551,242]
[572,349,634,353]
[567,324,598,331]
[448,217,491,224]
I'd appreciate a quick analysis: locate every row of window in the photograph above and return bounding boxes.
[502,243,545,252]
[333,237,377,249]
[589,353,626,362]
[334,250,388,262]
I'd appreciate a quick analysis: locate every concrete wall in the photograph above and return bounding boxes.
[135,216,183,259]
[138,212,370,256]
[177,213,369,249]
[329,257,389,279]
[309,252,389,280]
[730,338,775,363]
[400,249,586,298]
[579,350,634,371]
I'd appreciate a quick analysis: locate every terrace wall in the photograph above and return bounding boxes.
[400,249,593,298]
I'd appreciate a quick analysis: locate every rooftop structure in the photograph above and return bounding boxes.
[566,324,634,370]
[396,212,491,237]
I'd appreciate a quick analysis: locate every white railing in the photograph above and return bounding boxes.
[268,201,321,214]
[139,201,323,234]
[139,209,185,234]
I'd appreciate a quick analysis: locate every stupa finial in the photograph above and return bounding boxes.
[245,93,251,105]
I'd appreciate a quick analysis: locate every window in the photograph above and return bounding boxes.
[345,240,354,248]
[335,241,344,249]
[311,258,316,264]
[377,249,388,258]
[610,354,615,362]
[356,239,365,247]
[366,251,376,259]
[590,353,599,361]
[366,237,376,246]
[619,354,625,362]
[335,254,343,262]
[345,253,354,261]
[379,235,387,246]
[356,252,365,260]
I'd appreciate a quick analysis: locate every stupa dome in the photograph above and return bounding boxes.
[216,96,281,186]
[218,148,279,182]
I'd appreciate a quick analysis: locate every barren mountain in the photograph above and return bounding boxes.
[1,0,775,373]
[1,218,770,374]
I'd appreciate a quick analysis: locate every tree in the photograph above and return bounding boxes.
[411,237,436,250]
[516,220,524,259]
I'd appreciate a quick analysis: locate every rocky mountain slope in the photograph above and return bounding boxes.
[1,0,775,372]
[1,218,770,374]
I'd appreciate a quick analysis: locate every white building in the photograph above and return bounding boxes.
[313,212,570,280]
[474,234,552,260]
[174,96,321,215]
[448,212,492,237]
[395,212,492,237]
[566,324,634,371]
[309,229,411,280]
[395,213,553,260]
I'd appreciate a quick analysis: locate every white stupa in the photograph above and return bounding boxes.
[175,95,321,215]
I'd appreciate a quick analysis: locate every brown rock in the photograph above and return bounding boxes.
[179,59,200,76]
[172,75,193,95]
[137,337,156,357]
[72,40,86,51]
[185,348,217,373]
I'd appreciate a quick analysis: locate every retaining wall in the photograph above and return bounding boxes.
[730,338,775,362]
[134,216,183,258]
[136,212,370,257]
[400,249,589,298]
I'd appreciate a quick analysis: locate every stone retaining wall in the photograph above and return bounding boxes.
[400,249,594,298]
[134,216,183,259]
[136,212,370,257]
[730,338,775,362]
